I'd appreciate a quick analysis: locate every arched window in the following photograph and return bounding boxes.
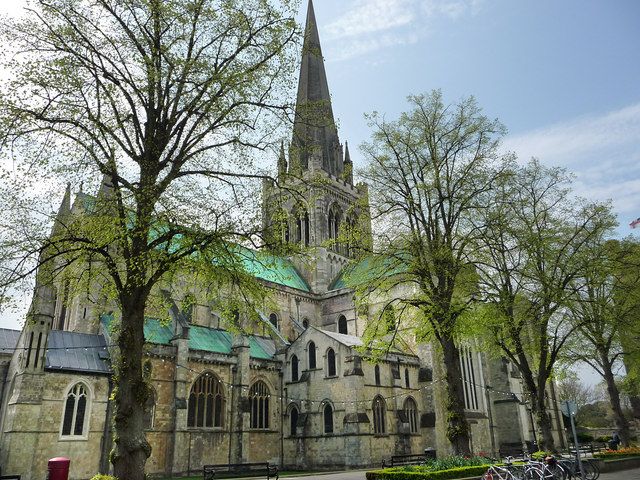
[249,381,270,429]
[308,341,317,369]
[405,368,410,389]
[269,313,279,330]
[326,348,336,377]
[290,405,299,436]
[291,355,299,382]
[187,373,225,428]
[372,396,386,434]
[61,382,89,437]
[374,365,381,386]
[304,211,310,246]
[324,403,334,434]
[404,397,418,433]
[302,318,309,329]
[143,388,156,430]
[338,315,348,335]
[328,210,335,240]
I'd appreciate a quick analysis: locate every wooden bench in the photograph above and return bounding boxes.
[382,454,427,468]
[203,462,278,480]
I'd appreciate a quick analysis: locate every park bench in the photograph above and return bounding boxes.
[382,454,427,468]
[203,462,278,480]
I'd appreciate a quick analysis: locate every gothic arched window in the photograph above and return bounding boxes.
[291,355,299,382]
[404,397,418,433]
[405,368,410,389]
[302,318,309,329]
[269,313,279,330]
[249,381,270,429]
[61,382,89,437]
[308,341,317,369]
[326,348,336,377]
[374,365,381,386]
[290,405,299,436]
[187,373,225,428]
[143,388,156,430]
[304,211,310,246]
[372,396,386,434]
[338,315,348,335]
[324,403,334,434]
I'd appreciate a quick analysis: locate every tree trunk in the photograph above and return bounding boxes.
[440,336,472,455]
[112,293,152,480]
[601,352,631,447]
[530,390,556,452]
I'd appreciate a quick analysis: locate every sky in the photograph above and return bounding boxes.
[0,0,639,384]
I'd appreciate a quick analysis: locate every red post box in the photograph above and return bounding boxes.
[48,457,71,480]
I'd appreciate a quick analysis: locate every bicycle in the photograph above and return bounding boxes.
[557,457,599,480]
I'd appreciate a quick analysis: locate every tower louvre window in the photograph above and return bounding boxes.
[338,315,347,335]
[460,347,481,411]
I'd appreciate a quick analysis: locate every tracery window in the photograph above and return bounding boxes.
[291,355,299,382]
[326,348,336,377]
[372,396,386,434]
[338,315,348,335]
[187,373,225,428]
[404,397,418,433]
[460,346,481,411]
[324,403,334,434]
[308,341,317,369]
[61,382,89,437]
[249,381,270,429]
[143,388,156,430]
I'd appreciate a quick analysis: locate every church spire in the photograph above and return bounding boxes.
[290,0,342,177]
[52,183,71,235]
[343,141,353,185]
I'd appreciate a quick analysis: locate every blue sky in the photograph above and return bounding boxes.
[311,0,640,233]
[0,1,638,384]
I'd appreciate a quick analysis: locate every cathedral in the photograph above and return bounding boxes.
[0,2,566,479]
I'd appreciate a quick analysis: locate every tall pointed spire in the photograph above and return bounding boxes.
[343,141,353,185]
[290,0,342,177]
[52,183,71,235]
[277,142,287,179]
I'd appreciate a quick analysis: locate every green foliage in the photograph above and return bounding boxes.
[366,465,491,480]
[91,475,118,480]
[577,432,595,443]
[531,451,551,460]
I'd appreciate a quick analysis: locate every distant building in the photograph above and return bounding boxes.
[0,2,565,479]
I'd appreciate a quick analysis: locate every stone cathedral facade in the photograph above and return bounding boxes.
[0,2,566,479]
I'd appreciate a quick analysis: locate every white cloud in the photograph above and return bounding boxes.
[502,102,640,232]
[324,0,482,62]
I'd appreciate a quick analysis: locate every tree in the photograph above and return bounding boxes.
[475,159,616,451]
[356,90,509,455]
[564,238,640,447]
[556,371,598,408]
[0,1,298,479]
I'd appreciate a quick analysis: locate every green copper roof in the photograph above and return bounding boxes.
[100,315,275,360]
[235,246,310,292]
[329,256,408,290]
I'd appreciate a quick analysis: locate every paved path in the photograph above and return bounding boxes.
[279,467,640,480]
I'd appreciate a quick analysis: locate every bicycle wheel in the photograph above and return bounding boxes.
[581,461,599,480]
[524,465,544,480]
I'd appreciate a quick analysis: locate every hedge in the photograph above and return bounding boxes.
[365,465,491,480]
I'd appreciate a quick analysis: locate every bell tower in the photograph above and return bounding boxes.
[263,0,371,293]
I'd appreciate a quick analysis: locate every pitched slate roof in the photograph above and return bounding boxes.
[329,256,408,291]
[101,315,276,360]
[0,328,20,354]
[320,329,363,347]
[45,330,110,375]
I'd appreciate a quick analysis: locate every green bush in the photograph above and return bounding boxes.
[403,456,492,472]
[90,475,118,480]
[366,465,491,480]
[577,432,595,443]
[595,435,611,443]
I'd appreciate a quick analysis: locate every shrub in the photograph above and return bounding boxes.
[531,451,551,460]
[577,432,594,443]
[90,475,118,480]
[594,446,640,460]
[366,465,491,480]
[595,435,611,443]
